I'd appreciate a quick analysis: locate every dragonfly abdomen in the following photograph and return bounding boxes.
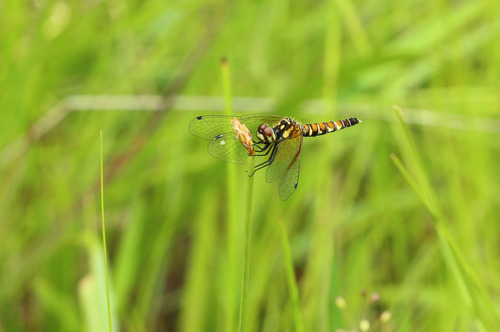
[302,117,360,137]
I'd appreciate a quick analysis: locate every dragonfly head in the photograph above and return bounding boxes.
[257,123,276,143]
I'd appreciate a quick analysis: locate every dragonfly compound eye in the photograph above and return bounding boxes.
[257,124,276,143]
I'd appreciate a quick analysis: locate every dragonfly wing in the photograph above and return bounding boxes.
[207,134,280,166]
[265,134,302,184]
[279,151,301,200]
[190,114,283,165]
[278,135,302,200]
[189,114,282,140]
[206,131,251,164]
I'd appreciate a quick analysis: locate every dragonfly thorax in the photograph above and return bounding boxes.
[256,123,276,143]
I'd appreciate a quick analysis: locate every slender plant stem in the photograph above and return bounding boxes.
[279,220,304,332]
[221,56,239,332]
[322,4,340,330]
[100,131,113,332]
[238,156,255,332]
[221,56,234,115]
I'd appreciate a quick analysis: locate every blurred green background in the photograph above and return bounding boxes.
[1,0,500,331]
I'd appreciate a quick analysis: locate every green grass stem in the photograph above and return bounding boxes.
[221,56,234,115]
[221,56,239,332]
[238,155,255,332]
[100,131,113,332]
[322,4,340,329]
[279,220,304,332]
[335,0,372,56]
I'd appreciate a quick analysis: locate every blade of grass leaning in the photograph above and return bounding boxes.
[100,131,113,332]
[322,3,341,330]
[239,154,255,332]
[335,0,372,57]
[391,106,476,321]
[221,56,239,332]
[278,220,304,332]
[390,105,499,329]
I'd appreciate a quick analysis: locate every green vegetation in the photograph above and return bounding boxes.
[1,0,499,331]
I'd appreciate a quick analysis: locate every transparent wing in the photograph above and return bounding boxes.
[265,134,302,184]
[189,114,283,164]
[189,114,283,141]
[206,133,251,164]
[278,136,302,200]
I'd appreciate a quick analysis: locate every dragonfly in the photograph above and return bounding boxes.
[189,114,361,200]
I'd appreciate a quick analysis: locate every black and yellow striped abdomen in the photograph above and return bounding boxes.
[301,117,360,137]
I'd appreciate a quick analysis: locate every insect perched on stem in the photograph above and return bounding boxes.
[190,114,361,200]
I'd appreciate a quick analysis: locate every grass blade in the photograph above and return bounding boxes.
[221,56,240,332]
[100,131,113,332]
[238,155,255,332]
[391,105,500,329]
[279,220,304,332]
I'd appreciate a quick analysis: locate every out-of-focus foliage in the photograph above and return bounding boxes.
[1,0,499,331]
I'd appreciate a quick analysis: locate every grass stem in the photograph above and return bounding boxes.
[100,131,113,332]
[238,156,255,332]
[279,220,304,332]
[221,56,239,332]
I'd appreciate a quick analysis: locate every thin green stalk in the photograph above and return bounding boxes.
[323,0,340,118]
[335,0,372,57]
[390,153,435,217]
[221,56,239,332]
[221,56,234,115]
[100,131,112,332]
[238,156,255,332]
[279,220,304,332]
[322,3,340,330]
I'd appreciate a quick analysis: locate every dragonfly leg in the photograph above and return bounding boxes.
[253,142,272,154]
[249,144,278,176]
[253,144,275,158]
